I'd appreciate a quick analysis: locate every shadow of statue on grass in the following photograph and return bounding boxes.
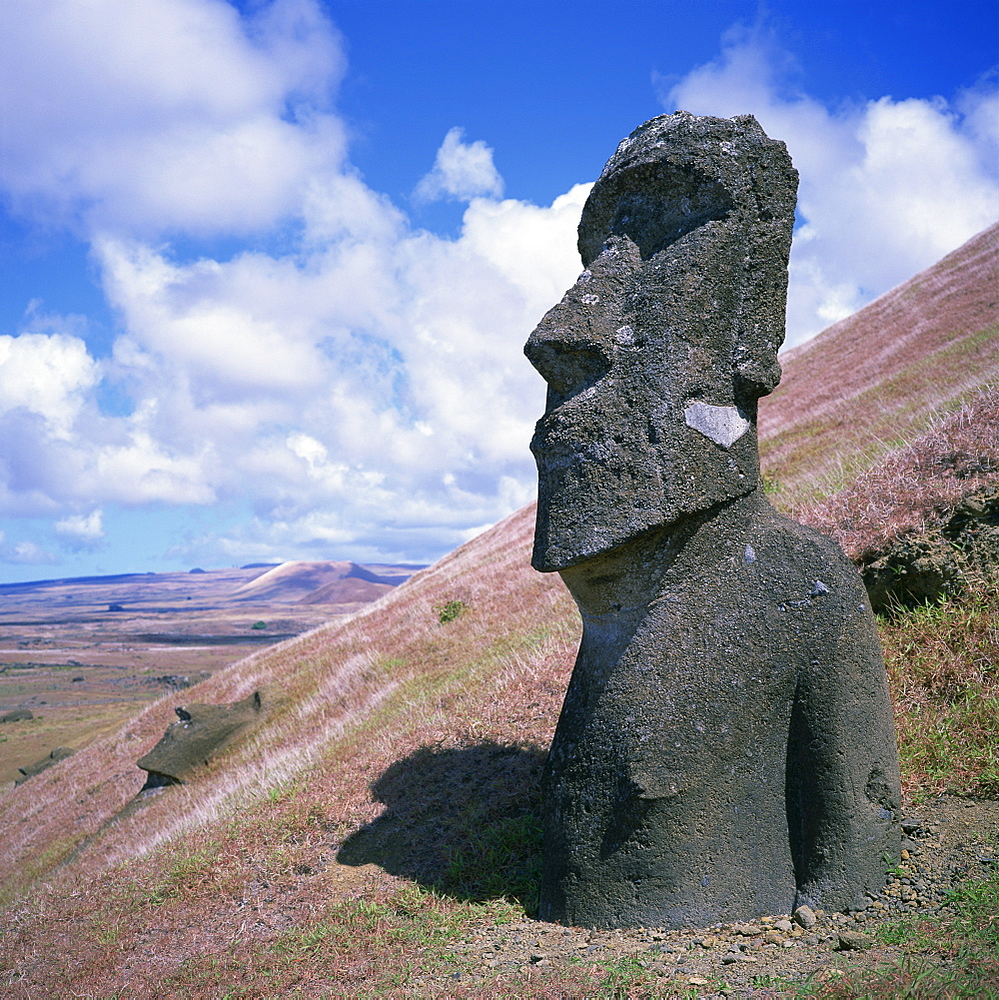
[337,740,546,913]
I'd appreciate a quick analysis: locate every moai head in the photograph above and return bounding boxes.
[525,112,798,571]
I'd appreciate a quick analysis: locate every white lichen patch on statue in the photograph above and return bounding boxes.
[683,400,751,448]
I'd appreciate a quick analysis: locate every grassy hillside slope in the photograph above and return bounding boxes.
[759,221,999,508]
[1,224,997,997]
[0,502,588,995]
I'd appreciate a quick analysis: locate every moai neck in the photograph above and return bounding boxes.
[557,485,767,629]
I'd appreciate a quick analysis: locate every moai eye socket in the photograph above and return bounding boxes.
[579,163,733,266]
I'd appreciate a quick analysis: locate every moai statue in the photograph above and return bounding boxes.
[525,112,900,929]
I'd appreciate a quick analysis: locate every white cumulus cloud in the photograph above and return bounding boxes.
[0,326,100,438]
[0,0,346,237]
[83,181,586,556]
[415,127,505,202]
[0,532,60,566]
[660,25,999,345]
[54,510,105,550]
[0,0,587,557]
[1,4,994,570]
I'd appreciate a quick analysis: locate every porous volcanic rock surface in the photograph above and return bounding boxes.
[524,110,899,930]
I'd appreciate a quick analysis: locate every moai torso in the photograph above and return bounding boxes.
[525,112,900,929]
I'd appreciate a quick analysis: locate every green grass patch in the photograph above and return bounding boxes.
[161,880,703,998]
[434,599,468,624]
[363,655,407,681]
[163,885,519,995]
[443,806,543,912]
[879,587,999,800]
[811,875,999,998]
[130,842,227,907]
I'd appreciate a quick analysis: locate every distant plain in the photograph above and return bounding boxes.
[0,562,417,785]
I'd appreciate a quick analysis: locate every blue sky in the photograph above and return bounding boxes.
[0,0,996,582]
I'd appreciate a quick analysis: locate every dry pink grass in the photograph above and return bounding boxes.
[0,503,584,996]
[796,384,999,561]
[759,222,999,507]
[0,503,576,895]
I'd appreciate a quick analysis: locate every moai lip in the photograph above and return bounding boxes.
[525,112,901,929]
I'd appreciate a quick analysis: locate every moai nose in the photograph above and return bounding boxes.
[524,325,612,400]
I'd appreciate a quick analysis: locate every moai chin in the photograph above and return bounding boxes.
[525,112,901,929]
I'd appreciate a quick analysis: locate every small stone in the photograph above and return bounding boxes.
[773,918,793,932]
[733,923,762,936]
[763,930,784,946]
[793,905,817,929]
[837,931,873,951]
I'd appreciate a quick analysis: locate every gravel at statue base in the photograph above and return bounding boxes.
[444,794,997,995]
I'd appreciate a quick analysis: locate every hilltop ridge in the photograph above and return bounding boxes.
[231,560,417,604]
